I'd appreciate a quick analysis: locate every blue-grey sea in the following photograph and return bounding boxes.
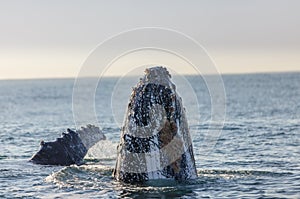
[0,73,299,198]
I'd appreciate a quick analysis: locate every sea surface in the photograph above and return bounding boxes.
[0,73,299,198]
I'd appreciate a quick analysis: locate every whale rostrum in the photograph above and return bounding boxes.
[30,124,106,166]
[113,66,197,183]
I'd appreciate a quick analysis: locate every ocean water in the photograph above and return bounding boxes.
[0,73,299,198]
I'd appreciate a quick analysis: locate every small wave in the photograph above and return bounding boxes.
[0,155,8,160]
[197,169,292,178]
[43,164,298,198]
[45,164,113,189]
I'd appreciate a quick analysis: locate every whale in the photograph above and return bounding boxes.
[113,66,197,183]
[30,124,106,166]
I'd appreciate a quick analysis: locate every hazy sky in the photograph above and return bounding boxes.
[0,0,299,79]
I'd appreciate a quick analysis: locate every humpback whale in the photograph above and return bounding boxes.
[113,66,197,183]
[30,124,106,166]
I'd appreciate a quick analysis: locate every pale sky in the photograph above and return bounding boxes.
[0,0,299,79]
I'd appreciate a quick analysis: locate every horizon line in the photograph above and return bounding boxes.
[0,70,299,81]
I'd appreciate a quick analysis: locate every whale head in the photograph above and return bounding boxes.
[113,66,197,183]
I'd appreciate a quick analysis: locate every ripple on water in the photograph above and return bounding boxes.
[43,163,296,198]
[45,164,113,189]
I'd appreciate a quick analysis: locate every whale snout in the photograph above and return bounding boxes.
[113,66,197,183]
